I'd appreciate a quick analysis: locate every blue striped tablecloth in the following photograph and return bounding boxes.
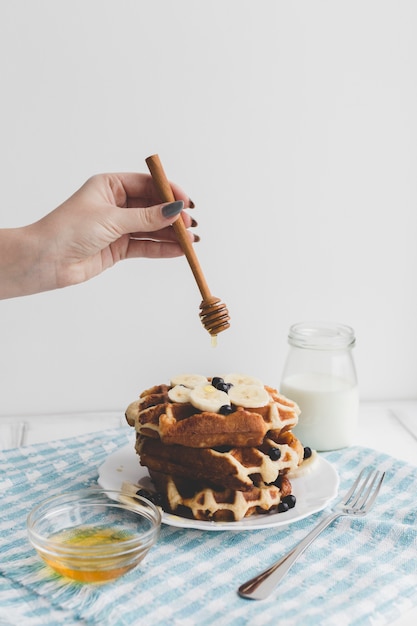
[1,428,416,626]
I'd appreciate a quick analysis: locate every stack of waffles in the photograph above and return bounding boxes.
[125,374,308,522]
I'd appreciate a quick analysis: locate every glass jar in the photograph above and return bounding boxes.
[280,322,358,451]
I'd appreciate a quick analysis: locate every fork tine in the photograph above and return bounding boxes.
[353,470,380,510]
[342,468,368,505]
[362,471,385,512]
[343,469,385,514]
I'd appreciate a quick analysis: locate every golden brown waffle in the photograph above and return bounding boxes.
[149,471,293,522]
[125,375,305,522]
[125,383,300,448]
[136,429,303,491]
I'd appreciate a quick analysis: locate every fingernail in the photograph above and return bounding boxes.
[189,198,195,208]
[193,234,200,242]
[191,218,198,228]
[162,200,184,218]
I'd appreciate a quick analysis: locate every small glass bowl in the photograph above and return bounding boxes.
[27,488,161,584]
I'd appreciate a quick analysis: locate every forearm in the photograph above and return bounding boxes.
[0,225,43,299]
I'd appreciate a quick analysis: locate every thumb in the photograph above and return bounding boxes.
[116,200,184,234]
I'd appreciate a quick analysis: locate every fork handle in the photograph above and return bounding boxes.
[238,512,341,600]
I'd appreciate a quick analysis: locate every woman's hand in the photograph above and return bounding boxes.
[0,172,197,299]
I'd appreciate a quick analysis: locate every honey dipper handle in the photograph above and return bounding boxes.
[145,154,212,301]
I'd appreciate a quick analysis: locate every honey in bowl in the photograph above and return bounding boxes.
[40,525,139,583]
[27,489,161,584]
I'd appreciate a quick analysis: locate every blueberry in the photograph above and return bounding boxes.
[277,501,289,513]
[136,489,151,498]
[151,492,164,507]
[136,489,162,506]
[282,494,296,509]
[268,447,282,461]
[216,382,230,393]
[303,446,312,460]
[219,404,233,415]
[212,377,224,388]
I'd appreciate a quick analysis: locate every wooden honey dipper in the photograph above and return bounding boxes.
[145,154,230,338]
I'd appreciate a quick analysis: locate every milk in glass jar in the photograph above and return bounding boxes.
[280,322,359,451]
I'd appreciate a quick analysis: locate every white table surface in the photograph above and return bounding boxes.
[1,400,416,625]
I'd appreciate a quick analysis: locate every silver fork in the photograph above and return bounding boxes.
[238,467,385,600]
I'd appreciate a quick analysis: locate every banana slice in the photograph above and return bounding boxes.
[228,383,270,408]
[189,384,231,413]
[224,373,264,387]
[170,374,209,389]
[168,385,192,403]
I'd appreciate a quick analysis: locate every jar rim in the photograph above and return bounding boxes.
[288,321,356,350]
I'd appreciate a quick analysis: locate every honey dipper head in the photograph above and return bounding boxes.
[199,297,230,336]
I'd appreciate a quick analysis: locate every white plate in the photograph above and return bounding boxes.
[98,439,339,531]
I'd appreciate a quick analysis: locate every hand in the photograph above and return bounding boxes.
[0,172,196,299]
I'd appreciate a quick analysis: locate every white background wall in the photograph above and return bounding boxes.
[0,0,416,416]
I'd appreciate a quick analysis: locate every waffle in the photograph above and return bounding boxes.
[125,374,305,522]
[136,429,303,491]
[125,383,300,448]
[149,470,293,522]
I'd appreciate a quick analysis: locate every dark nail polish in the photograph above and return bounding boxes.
[191,218,198,228]
[188,198,195,208]
[162,200,184,218]
[193,234,200,243]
